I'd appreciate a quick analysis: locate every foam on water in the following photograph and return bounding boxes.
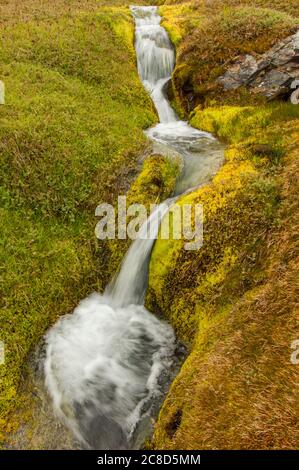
[44,201,176,449]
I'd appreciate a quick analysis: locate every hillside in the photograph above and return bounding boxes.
[0,0,157,439]
[0,0,298,451]
[146,0,299,450]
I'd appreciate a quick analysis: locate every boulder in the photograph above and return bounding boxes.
[217,30,299,101]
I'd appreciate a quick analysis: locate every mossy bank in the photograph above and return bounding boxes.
[0,0,159,440]
[145,0,299,449]
[1,0,298,450]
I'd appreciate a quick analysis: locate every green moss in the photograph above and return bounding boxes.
[147,102,298,342]
[161,2,298,109]
[0,4,157,430]
[160,2,203,46]
[147,102,298,448]
[106,153,181,282]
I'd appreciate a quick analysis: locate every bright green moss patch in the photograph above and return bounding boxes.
[128,154,180,206]
[0,3,157,432]
[190,103,299,147]
[159,2,203,46]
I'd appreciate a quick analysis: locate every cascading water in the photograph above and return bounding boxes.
[44,201,176,450]
[43,5,224,450]
[131,6,224,194]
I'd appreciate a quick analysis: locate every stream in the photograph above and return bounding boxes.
[43,6,224,450]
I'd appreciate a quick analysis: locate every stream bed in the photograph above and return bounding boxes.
[29,6,224,450]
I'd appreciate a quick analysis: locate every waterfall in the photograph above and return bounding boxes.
[43,6,224,450]
[106,201,171,307]
[132,5,177,123]
[131,6,224,195]
[44,199,176,450]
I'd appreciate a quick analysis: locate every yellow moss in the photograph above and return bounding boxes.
[146,135,258,340]
[160,2,203,46]
[106,154,180,280]
[147,99,299,448]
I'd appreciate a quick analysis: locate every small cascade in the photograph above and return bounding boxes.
[132,5,177,123]
[44,202,176,450]
[107,201,171,307]
[43,5,224,450]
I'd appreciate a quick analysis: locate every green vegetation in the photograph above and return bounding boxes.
[159,1,298,111]
[145,0,299,449]
[147,102,299,449]
[1,0,298,451]
[0,1,156,437]
[105,153,180,280]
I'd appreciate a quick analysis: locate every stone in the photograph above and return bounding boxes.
[217,54,259,90]
[217,30,299,102]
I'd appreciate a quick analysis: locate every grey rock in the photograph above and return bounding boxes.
[217,29,299,102]
[217,54,259,90]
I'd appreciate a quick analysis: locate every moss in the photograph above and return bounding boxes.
[106,154,180,277]
[0,1,157,433]
[150,3,299,450]
[160,1,298,109]
[128,154,180,206]
[147,102,299,448]
[160,2,203,46]
[146,137,269,341]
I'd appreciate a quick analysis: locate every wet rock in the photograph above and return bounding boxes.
[217,30,299,101]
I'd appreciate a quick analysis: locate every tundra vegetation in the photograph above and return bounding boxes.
[0,0,298,450]
[0,0,156,440]
[147,0,299,450]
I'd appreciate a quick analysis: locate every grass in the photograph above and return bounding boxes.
[147,0,299,450]
[147,102,299,449]
[0,0,157,438]
[1,0,298,451]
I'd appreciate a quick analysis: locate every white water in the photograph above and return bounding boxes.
[43,6,224,450]
[132,5,224,194]
[44,202,176,450]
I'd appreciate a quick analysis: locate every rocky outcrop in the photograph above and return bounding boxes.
[217,30,299,101]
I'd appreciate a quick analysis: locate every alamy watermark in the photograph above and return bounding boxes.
[95,196,203,250]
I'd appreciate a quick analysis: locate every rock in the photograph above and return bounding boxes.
[217,54,259,90]
[291,79,299,104]
[253,70,292,99]
[217,30,299,102]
